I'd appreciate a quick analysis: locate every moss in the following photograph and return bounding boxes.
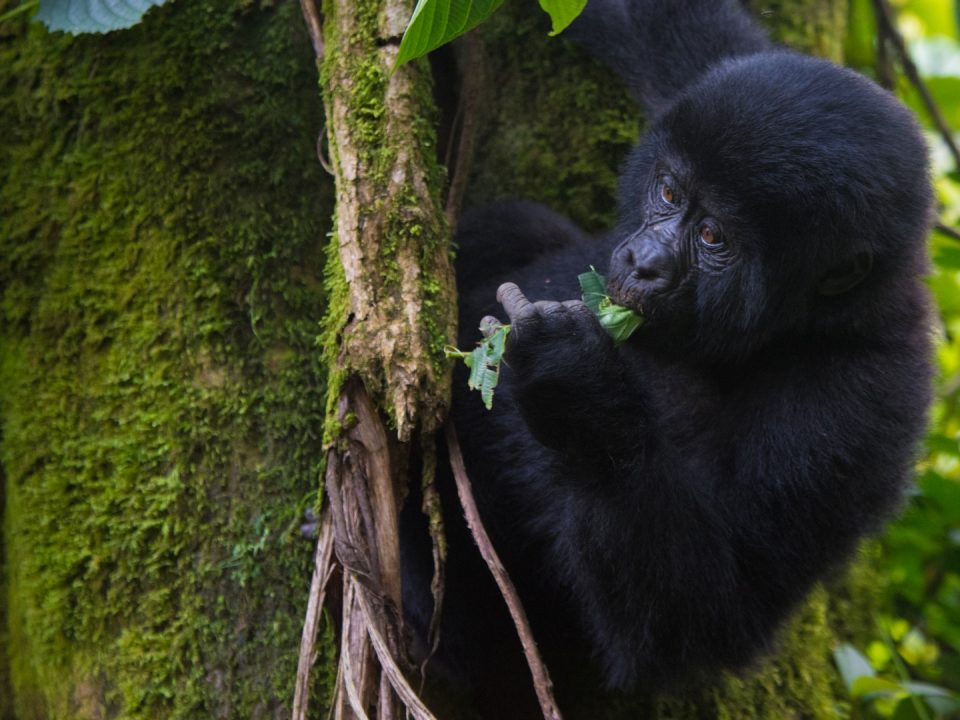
[0,1,335,717]
[318,219,350,448]
[467,3,641,232]
[0,463,12,720]
[319,0,452,435]
[748,0,849,61]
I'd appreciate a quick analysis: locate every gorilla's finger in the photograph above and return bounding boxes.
[538,301,568,316]
[562,299,591,314]
[497,283,532,321]
[479,316,501,338]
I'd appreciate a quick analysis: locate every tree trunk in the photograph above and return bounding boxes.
[0,0,883,718]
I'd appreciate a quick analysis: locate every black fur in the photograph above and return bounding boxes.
[402,0,934,701]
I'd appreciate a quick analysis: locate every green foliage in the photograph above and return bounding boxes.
[834,639,960,719]
[0,0,334,717]
[444,320,510,409]
[35,0,170,33]
[577,267,643,343]
[394,0,588,68]
[395,0,504,68]
[538,0,587,35]
[839,1,960,717]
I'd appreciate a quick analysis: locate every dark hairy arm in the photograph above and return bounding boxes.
[566,0,770,114]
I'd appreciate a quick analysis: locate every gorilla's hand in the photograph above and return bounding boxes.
[496,282,628,456]
[497,281,612,375]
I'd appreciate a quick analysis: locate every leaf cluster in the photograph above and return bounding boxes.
[395,0,588,67]
[577,267,644,344]
[837,2,960,717]
[445,321,511,410]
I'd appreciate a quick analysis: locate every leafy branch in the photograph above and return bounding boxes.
[395,0,588,67]
[873,0,960,170]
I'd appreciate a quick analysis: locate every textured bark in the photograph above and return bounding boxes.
[321,0,456,441]
[309,0,455,717]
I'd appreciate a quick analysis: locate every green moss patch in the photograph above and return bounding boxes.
[0,1,334,716]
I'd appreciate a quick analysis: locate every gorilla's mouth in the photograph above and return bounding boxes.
[606,268,653,317]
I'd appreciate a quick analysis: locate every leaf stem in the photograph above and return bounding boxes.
[0,0,39,25]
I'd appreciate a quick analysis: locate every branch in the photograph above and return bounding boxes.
[355,580,440,720]
[338,578,374,720]
[873,0,960,170]
[936,221,960,242]
[299,0,325,60]
[445,31,487,227]
[292,510,336,720]
[418,435,446,685]
[445,423,564,720]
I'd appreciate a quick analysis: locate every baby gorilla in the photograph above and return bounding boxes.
[402,0,934,700]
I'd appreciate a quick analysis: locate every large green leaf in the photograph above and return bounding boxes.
[395,0,504,68]
[577,267,644,344]
[36,0,169,33]
[834,643,876,693]
[445,321,511,410]
[538,0,587,35]
[597,299,643,343]
[577,266,607,314]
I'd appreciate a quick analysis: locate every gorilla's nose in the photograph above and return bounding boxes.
[615,238,675,292]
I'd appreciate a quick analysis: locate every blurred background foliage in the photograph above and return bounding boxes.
[840,1,960,717]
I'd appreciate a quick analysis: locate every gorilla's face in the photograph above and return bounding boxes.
[608,52,932,363]
[606,164,742,333]
[606,154,767,362]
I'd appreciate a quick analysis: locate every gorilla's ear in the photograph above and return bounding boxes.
[817,251,873,296]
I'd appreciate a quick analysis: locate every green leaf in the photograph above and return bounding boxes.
[464,323,510,410]
[395,0,505,68]
[850,675,903,701]
[538,0,587,35]
[902,681,960,714]
[834,643,876,693]
[578,267,644,343]
[933,245,960,270]
[446,321,510,410]
[36,0,169,33]
[577,266,607,314]
[891,697,930,720]
[598,300,644,343]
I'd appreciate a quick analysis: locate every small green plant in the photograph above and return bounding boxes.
[834,637,960,719]
[445,269,643,409]
[445,318,510,410]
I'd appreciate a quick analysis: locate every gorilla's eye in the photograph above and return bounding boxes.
[698,223,722,247]
[660,184,675,205]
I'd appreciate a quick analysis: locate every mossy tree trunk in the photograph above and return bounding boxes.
[300,0,455,717]
[0,0,883,718]
[0,2,335,717]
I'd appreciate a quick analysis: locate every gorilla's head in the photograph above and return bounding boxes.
[607,52,932,363]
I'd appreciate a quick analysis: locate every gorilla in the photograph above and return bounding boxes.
[401,0,934,703]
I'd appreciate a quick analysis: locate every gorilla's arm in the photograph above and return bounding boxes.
[501,316,922,688]
[567,0,770,114]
